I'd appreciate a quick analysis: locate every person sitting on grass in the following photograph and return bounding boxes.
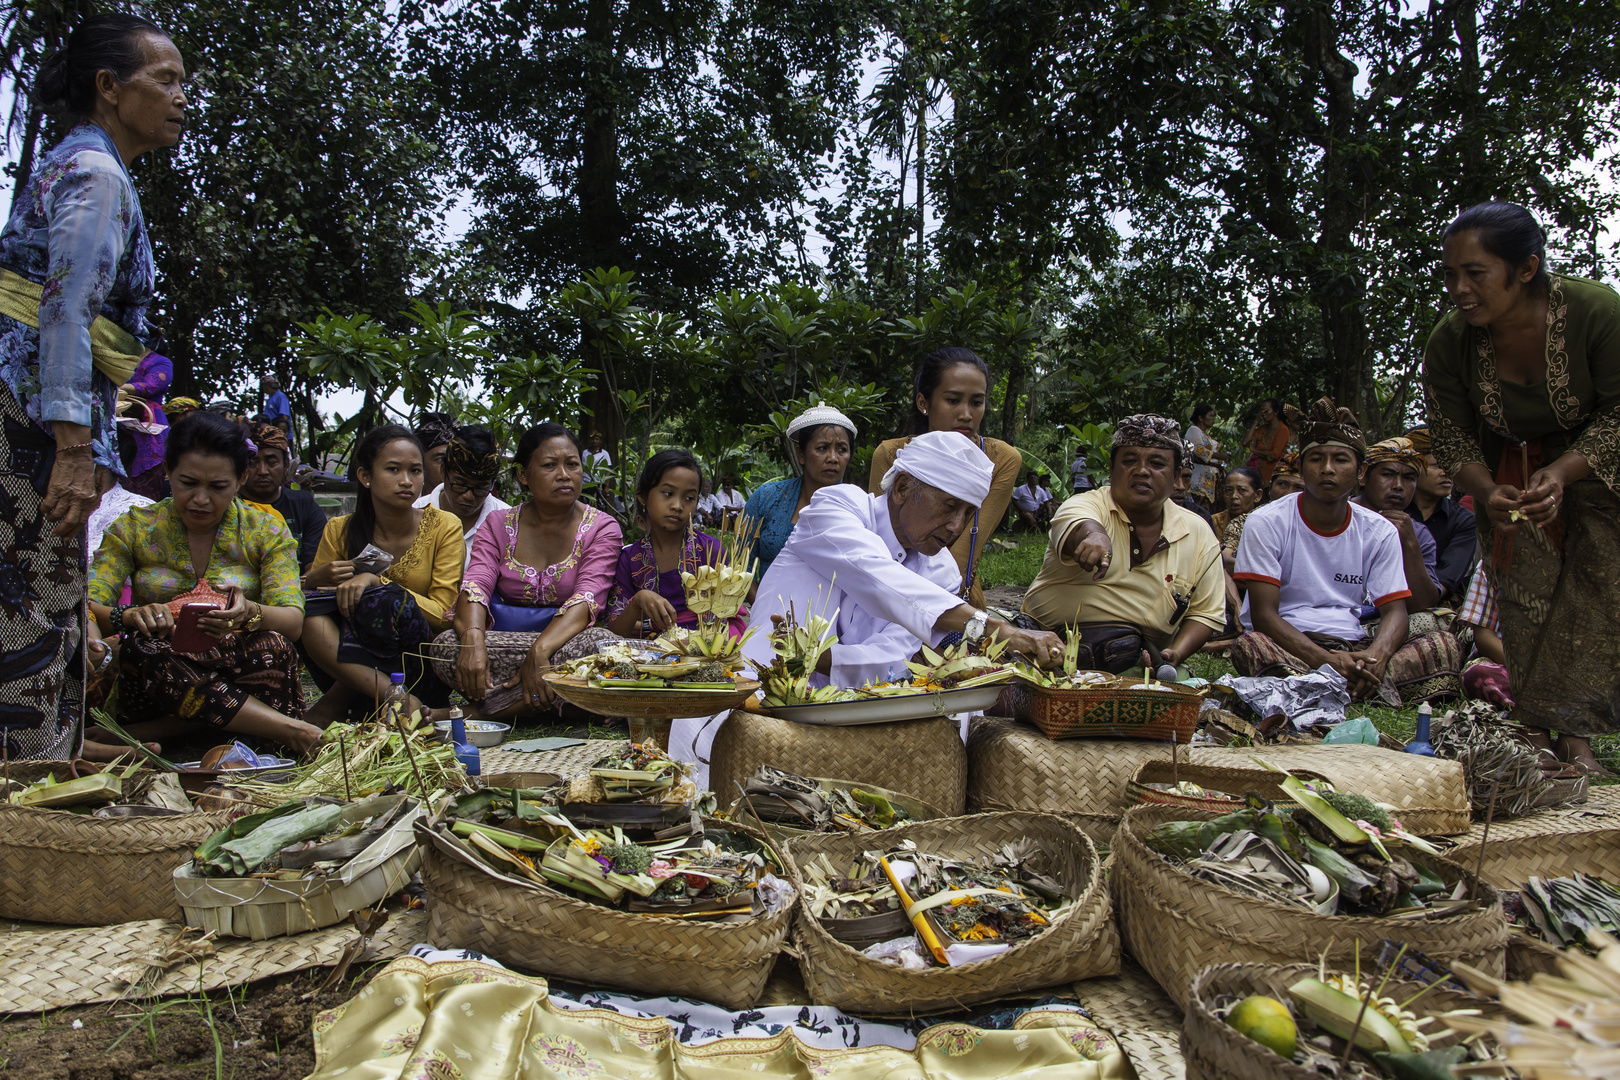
[240,421,326,573]
[302,425,464,728]
[1353,437,1441,614]
[413,424,510,567]
[87,410,319,755]
[1267,451,1306,500]
[1404,425,1478,604]
[1020,415,1225,674]
[428,423,622,718]
[1231,398,1462,704]
[607,449,748,640]
[1011,469,1050,532]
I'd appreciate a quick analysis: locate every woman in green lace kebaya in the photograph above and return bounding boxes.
[1423,201,1620,776]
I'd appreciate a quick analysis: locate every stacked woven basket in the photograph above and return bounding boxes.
[1111,805,1510,1011]
[0,761,228,925]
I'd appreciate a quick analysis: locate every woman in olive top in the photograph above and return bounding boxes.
[1424,201,1620,776]
[868,348,1020,607]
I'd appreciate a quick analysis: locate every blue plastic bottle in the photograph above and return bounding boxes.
[1406,701,1436,757]
[447,707,480,776]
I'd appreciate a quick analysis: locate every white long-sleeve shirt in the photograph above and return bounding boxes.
[744,485,963,688]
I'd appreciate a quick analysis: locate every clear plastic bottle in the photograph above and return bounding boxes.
[446,706,480,776]
[380,672,411,729]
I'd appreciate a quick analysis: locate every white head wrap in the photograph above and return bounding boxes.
[785,404,857,440]
[881,430,994,507]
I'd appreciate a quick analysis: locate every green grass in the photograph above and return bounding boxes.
[978,534,1047,589]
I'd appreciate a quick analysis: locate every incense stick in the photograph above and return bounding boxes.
[338,732,353,802]
[1474,757,1510,888]
[1171,732,1179,789]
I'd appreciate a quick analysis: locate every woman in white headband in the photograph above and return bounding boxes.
[742,404,857,577]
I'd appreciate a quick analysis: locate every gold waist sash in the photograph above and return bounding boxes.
[0,267,146,384]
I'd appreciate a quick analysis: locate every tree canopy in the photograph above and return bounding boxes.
[1,0,1615,461]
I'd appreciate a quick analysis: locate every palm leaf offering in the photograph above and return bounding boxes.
[802,839,1066,966]
[1448,930,1620,1077]
[443,775,785,918]
[760,597,849,706]
[1513,874,1620,951]
[732,766,914,833]
[225,720,465,807]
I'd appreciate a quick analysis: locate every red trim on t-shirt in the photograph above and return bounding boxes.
[1233,572,1282,586]
[1297,498,1353,538]
[1373,589,1413,607]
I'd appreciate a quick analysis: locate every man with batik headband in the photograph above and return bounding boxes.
[1232,398,1462,704]
[414,424,510,568]
[414,412,459,494]
[1403,425,1477,602]
[1355,437,1441,612]
[1268,450,1305,500]
[1021,415,1225,673]
[240,420,326,572]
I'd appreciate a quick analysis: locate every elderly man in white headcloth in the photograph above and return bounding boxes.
[667,432,1064,784]
[739,429,1064,687]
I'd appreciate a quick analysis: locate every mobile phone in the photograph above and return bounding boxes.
[170,602,222,654]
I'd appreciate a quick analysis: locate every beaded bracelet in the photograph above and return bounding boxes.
[110,604,131,634]
[58,440,93,453]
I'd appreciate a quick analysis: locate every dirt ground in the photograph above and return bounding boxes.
[0,967,375,1080]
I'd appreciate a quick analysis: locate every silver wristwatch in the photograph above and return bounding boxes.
[964,610,989,645]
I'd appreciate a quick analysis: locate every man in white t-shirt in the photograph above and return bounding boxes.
[1011,470,1050,532]
[1232,397,1461,704]
[713,473,747,527]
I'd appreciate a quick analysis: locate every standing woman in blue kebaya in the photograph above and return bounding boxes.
[0,14,184,759]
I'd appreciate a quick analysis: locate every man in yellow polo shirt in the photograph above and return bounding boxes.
[1020,414,1225,672]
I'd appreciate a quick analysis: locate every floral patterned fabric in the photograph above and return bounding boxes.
[0,124,156,475]
[88,499,304,610]
[307,956,1128,1080]
[460,503,621,621]
[741,476,802,577]
[1185,424,1220,504]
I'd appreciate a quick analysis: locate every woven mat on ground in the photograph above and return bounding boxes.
[1075,957,1185,1080]
[0,908,427,1013]
[481,739,626,778]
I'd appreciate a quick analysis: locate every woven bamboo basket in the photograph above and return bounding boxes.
[783,810,1120,1016]
[997,677,1203,740]
[1113,805,1509,1010]
[966,717,1173,833]
[1182,961,1505,1080]
[0,761,228,925]
[416,819,792,1010]
[1191,744,1471,836]
[1447,822,1620,890]
[1127,760,1302,814]
[709,710,967,815]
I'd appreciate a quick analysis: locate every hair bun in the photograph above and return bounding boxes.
[32,53,69,108]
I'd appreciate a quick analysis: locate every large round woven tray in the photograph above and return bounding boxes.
[782,810,1120,1016]
[1112,805,1509,1010]
[0,761,228,925]
[1182,961,1505,1080]
[1191,744,1471,836]
[997,676,1202,740]
[710,710,967,814]
[542,675,760,720]
[966,717,1173,831]
[416,819,791,1010]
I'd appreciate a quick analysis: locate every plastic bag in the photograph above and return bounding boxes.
[1214,664,1351,729]
[1321,716,1379,744]
[352,543,396,575]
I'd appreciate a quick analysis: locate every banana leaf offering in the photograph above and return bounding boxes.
[804,839,1068,967]
[195,800,343,876]
[1512,873,1620,951]
[732,766,917,834]
[1145,796,1461,918]
[451,812,790,919]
